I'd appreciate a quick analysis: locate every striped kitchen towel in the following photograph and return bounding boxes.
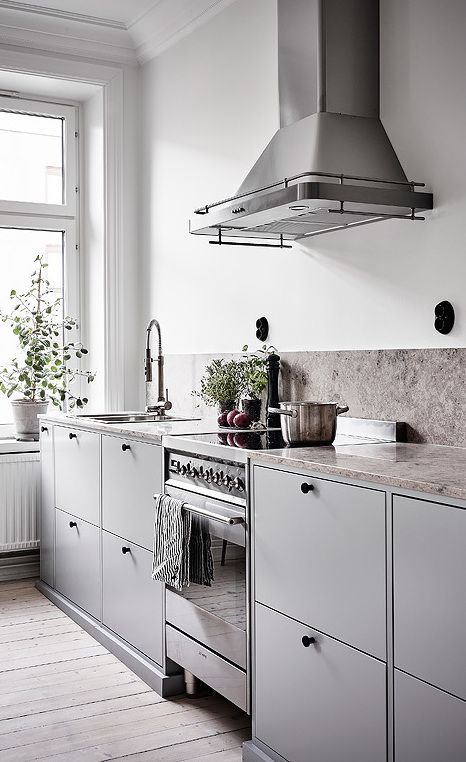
[152,494,192,591]
[189,514,214,587]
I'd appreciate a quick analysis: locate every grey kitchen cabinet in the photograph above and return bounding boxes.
[55,508,100,619]
[394,669,466,762]
[39,423,54,587]
[102,435,162,550]
[393,495,466,701]
[254,465,386,659]
[102,529,163,666]
[54,425,100,526]
[254,603,387,762]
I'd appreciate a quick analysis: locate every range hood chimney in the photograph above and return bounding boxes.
[190,0,433,246]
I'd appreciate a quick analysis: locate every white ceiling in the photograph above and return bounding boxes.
[0,0,161,27]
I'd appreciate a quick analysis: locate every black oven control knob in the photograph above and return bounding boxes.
[222,473,232,488]
[233,477,245,492]
[211,471,221,484]
[191,466,199,478]
[180,465,187,476]
[203,469,211,483]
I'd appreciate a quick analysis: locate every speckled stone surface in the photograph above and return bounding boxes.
[250,442,466,502]
[153,348,466,446]
[39,413,210,445]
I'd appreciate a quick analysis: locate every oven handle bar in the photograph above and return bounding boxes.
[183,502,244,526]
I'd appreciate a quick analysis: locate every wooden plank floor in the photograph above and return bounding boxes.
[0,579,250,761]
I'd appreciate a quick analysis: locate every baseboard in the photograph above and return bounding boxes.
[36,581,185,698]
[242,741,285,762]
[0,549,39,581]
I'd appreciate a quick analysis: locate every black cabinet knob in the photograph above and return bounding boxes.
[69,521,77,528]
[302,635,316,648]
[121,443,131,452]
[69,432,77,440]
[121,546,131,555]
[301,483,314,494]
[41,425,48,433]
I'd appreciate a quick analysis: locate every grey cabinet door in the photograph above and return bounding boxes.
[102,530,163,666]
[40,424,54,586]
[394,495,466,700]
[254,466,386,659]
[255,603,386,762]
[102,436,161,550]
[54,426,100,526]
[55,508,100,619]
[395,669,466,762]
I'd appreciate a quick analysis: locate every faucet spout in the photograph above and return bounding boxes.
[145,319,172,414]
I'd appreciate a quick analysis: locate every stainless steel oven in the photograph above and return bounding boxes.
[164,444,249,712]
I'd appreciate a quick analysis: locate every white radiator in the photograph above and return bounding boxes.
[0,453,41,552]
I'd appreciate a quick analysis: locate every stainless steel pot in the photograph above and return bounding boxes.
[268,401,349,446]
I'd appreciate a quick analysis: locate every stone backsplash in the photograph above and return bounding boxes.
[146,348,466,447]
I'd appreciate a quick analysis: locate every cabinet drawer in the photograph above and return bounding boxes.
[254,466,386,659]
[102,530,163,666]
[102,436,161,550]
[394,495,466,700]
[395,670,466,762]
[55,509,100,619]
[54,426,100,525]
[255,603,386,762]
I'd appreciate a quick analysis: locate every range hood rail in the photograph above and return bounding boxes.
[194,169,427,217]
[209,230,292,249]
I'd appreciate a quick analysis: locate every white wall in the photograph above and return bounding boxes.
[82,88,105,410]
[140,0,466,355]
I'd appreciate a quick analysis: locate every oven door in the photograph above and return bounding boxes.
[164,485,247,669]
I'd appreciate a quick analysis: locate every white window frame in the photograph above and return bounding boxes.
[0,96,81,420]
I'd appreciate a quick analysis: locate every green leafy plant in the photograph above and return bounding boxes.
[194,358,244,408]
[241,344,276,399]
[0,254,94,410]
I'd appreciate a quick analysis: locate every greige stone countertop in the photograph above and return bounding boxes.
[250,442,466,501]
[39,413,211,445]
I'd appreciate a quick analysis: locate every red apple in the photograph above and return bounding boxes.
[217,412,229,427]
[233,411,251,429]
[226,409,240,427]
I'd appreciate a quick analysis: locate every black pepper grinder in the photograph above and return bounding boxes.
[266,352,281,429]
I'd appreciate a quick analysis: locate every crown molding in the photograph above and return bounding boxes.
[129,0,238,63]
[0,4,137,65]
[0,1,126,29]
[0,0,240,66]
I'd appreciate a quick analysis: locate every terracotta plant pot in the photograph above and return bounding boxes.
[242,398,262,423]
[11,399,49,441]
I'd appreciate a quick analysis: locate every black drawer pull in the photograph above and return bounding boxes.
[69,432,77,440]
[302,635,316,648]
[121,546,131,555]
[69,521,77,528]
[121,443,131,452]
[301,482,314,494]
[41,425,48,433]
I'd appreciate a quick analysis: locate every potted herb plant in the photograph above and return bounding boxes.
[0,255,94,441]
[194,358,244,414]
[240,345,275,422]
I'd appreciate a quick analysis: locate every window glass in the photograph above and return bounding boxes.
[0,228,63,422]
[0,111,63,204]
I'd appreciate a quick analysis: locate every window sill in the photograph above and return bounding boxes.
[0,425,40,454]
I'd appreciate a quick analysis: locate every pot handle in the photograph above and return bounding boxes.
[336,405,349,416]
[268,407,298,418]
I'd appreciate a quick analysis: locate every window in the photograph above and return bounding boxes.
[0,96,78,424]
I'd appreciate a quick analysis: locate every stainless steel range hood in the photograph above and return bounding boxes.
[190,0,433,246]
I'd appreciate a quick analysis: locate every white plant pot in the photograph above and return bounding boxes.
[11,399,49,441]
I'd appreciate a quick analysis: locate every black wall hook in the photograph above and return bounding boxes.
[434,301,455,335]
[256,317,269,342]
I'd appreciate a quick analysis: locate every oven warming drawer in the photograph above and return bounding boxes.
[166,624,247,712]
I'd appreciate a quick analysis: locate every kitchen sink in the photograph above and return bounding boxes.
[77,412,199,424]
